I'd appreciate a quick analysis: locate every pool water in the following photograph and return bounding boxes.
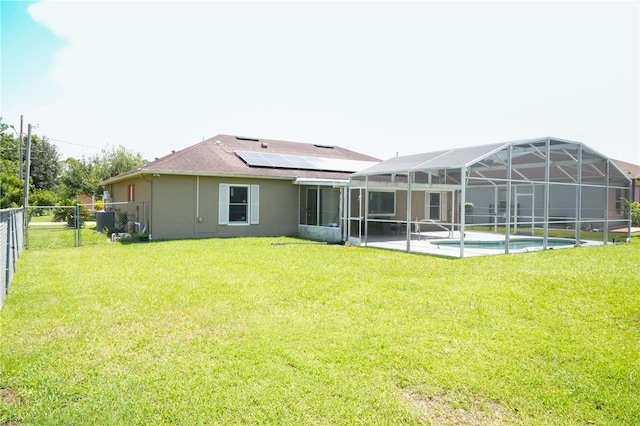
[431,237,581,250]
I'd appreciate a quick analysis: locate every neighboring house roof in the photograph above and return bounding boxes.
[103,134,381,184]
[612,159,640,180]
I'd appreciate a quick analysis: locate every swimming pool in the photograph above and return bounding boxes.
[431,237,582,250]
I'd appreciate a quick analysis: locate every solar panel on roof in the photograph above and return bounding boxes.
[235,150,375,173]
[261,153,297,168]
[236,151,273,167]
[286,155,317,169]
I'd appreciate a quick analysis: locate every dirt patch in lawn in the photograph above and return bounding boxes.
[1,388,23,426]
[400,389,516,425]
[0,388,21,406]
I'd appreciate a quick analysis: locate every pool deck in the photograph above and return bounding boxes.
[358,231,604,258]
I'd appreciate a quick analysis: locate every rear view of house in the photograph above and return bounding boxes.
[102,135,379,241]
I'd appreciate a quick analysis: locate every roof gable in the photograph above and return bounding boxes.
[612,159,640,180]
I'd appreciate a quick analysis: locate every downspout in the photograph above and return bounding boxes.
[297,185,300,228]
[196,176,200,220]
[316,185,321,225]
[140,174,153,239]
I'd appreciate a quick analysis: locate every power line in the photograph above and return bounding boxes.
[46,137,101,150]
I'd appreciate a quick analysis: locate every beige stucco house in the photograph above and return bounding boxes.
[102,134,379,242]
[612,159,640,203]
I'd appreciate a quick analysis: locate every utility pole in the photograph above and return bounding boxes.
[18,115,23,180]
[23,124,33,248]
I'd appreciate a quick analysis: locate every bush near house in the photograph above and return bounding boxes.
[629,200,640,226]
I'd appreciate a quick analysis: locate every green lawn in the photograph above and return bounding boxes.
[28,213,54,222]
[1,236,639,425]
[26,225,109,250]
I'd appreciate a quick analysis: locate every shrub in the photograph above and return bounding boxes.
[30,189,59,210]
[623,198,640,227]
[94,199,105,211]
[52,200,91,227]
[631,201,640,227]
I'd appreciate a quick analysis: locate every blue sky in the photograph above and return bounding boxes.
[1,1,63,127]
[1,0,638,164]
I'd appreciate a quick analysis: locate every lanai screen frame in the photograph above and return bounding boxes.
[349,137,632,257]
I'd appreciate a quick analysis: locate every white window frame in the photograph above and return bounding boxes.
[427,192,442,221]
[219,183,259,225]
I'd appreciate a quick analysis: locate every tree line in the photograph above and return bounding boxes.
[0,119,146,209]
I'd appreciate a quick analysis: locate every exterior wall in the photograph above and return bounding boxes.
[105,176,152,230]
[298,225,342,243]
[138,175,299,240]
[392,190,432,221]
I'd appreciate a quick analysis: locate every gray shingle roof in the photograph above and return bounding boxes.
[612,159,640,179]
[104,134,381,184]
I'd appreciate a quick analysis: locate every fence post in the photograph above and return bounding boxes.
[75,204,80,247]
[2,211,8,306]
[24,207,29,249]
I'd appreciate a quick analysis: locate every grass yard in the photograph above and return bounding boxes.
[1,236,639,425]
[25,225,109,250]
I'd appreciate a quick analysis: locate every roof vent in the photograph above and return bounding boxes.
[314,144,335,149]
[235,136,260,142]
[261,142,268,148]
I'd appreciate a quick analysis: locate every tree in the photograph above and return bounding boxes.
[0,120,21,176]
[97,145,146,180]
[57,157,99,199]
[29,135,60,191]
[0,173,24,208]
[0,119,24,208]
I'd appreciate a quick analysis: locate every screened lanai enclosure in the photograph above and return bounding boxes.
[348,138,632,257]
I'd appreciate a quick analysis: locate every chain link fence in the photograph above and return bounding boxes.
[26,205,87,250]
[1,208,24,309]
[1,202,147,308]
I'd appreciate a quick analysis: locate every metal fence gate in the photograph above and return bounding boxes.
[27,206,84,250]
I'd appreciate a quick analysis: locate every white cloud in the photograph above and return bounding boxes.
[11,0,639,163]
